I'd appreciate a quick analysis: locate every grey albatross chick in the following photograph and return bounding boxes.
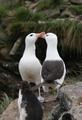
[18,81,43,120]
[19,33,44,102]
[41,32,66,90]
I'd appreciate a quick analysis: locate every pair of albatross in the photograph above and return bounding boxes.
[19,32,66,102]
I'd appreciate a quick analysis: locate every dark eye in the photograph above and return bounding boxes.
[30,34,33,36]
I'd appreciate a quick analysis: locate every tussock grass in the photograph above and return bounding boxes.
[51,0,64,7]
[46,19,82,59]
[37,0,52,11]
[0,93,12,114]
[14,7,31,22]
[30,12,46,22]
[69,5,82,15]
[37,0,64,11]
[6,19,82,58]
[0,32,9,46]
[0,4,81,67]
[0,5,9,18]
[63,20,82,57]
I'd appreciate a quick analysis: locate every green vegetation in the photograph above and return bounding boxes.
[37,0,52,10]
[0,93,12,114]
[30,12,46,22]
[14,7,31,22]
[0,0,82,116]
[0,5,8,18]
[69,5,82,15]
[1,17,82,57]
[13,7,46,22]
[51,0,64,7]
[7,21,37,38]
[37,0,63,10]
[0,1,81,72]
[0,32,9,46]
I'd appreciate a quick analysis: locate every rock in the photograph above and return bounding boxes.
[46,82,82,120]
[1,82,82,120]
[9,38,22,56]
[48,91,72,120]
[70,0,82,4]
[60,82,82,120]
[0,99,19,120]
[59,113,75,120]
[61,82,82,104]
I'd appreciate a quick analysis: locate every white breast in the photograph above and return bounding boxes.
[19,54,42,84]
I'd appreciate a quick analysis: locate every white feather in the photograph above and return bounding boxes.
[44,33,66,89]
[18,90,27,120]
[19,33,44,102]
[19,33,42,85]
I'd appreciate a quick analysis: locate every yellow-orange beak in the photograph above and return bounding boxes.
[36,32,45,38]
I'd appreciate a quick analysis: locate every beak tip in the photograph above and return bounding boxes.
[40,32,45,38]
[36,32,45,38]
[41,32,45,35]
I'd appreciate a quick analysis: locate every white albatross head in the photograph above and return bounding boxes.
[44,32,58,47]
[40,32,61,60]
[25,33,43,46]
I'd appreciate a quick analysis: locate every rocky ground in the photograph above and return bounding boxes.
[1,81,82,120]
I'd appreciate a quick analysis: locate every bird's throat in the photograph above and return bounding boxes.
[46,46,61,60]
[24,44,36,57]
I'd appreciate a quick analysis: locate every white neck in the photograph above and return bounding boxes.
[46,44,61,60]
[23,42,36,57]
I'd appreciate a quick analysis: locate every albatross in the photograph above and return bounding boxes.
[19,33,44,102]
[41,32,66,89]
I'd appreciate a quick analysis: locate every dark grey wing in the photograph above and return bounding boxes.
[42,60,64,83]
